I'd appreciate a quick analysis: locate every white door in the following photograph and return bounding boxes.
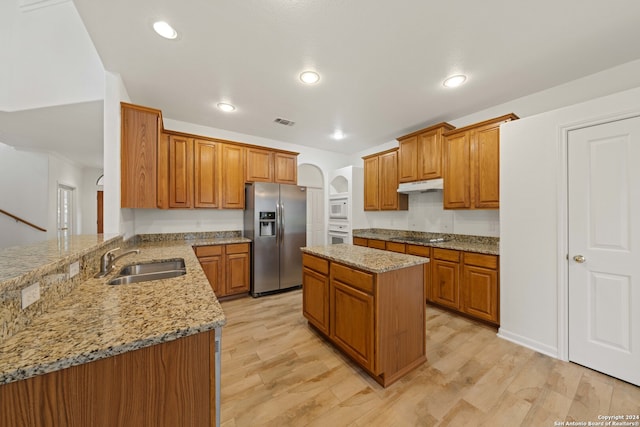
[568,116,640,386]
[306,188,325,246]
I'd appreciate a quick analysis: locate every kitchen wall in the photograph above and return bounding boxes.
[499,84,640,360]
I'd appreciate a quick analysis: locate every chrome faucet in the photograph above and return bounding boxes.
[95,247,140,278]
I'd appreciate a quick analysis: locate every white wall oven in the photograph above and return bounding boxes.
[328,222,351,244]
[329,197,348,220]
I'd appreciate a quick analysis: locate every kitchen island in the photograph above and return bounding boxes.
[0,233,246,427]
[300,244,429,387]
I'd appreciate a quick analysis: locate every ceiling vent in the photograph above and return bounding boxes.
[274,118,295,127]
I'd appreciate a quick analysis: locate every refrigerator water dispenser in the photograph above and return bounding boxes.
[259,211,276,236]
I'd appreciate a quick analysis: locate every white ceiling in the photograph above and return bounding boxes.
[4,0,640,167]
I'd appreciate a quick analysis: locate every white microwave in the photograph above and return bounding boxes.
[329,197,349,219]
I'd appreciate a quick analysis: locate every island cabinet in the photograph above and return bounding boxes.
[302,252,426,387]
[158,133,245,209]
[397,122,455,183]
[405,244,431,302]
[302,253,330,335]
[195,243,251,298]
[431,248,499,325]
[245,147,298,184]
[121,103,162,208]
[363,148,408,211]
[0,331,217,427]
[442,114,518,209]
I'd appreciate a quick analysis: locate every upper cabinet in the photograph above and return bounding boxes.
[246,147,298,184]
[158,132,245,209]
[397,122,455,183]
[443,114,518,209]
[363,148,408,211]
[121,102,297,210]
[121,103,162,208]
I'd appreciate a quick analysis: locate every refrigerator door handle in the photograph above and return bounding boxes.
[279,201,285,243]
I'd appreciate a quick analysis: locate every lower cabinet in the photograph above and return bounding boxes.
[431,248,499,325]
[195,243,250,298]
[0,331,216,427]
[302,254,330,335]
[302,253,425,387]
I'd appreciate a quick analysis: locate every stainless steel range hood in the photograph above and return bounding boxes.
[397,178,443,193]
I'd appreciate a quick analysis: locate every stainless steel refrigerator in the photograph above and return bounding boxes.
[244,183,307,297]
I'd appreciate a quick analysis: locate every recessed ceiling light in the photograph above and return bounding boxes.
[300,71,320,84]
[332,130,345,140]
[153,21,178,40]
[217,102,236,112]
[443,74,467,88]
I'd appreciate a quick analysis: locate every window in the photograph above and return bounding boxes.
[57,184,75,235]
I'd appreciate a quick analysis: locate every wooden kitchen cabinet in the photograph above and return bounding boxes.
[398,122,455,183]
[431,248,461,310]
[0,331,216,427]
[462,253,499,323]
[195,243,250,297]
[161,133,245,209]
[443,114,518,209]
[246,147,299,184]
[302,254,330,335]
[353,237,368,247]
[363,148,408,211]
[405,244,431,302]
[121,103,162,208]
[331,266,376,373]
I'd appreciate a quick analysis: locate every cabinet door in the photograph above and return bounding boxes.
[246,147,273,182]
[220,144,245,209]
[169,135,193,208]
[431,258,460,309]
[398,136,418,183]
[352,237,368,247]
[380,150,404,210]
[406,245,431,302]
[274,152,297,184]
[194,139,218,208]
[443,132,471,209]
[363,156,380,210]
[199,256,224,295]
[330,280,375,372]
[121,105,159,208]
[302,267,330,335]
[225,251,250,295]
[418,128,443,180]
[462,264,498,323]
[473,124,500,209]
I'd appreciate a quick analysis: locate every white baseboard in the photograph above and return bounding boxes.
[497,328,559,359]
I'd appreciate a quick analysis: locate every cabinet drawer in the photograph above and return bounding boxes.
[432,248,460,262]
[406,244,430,257]
[368,239,386,250]
[385,242,406,253]
[464,252,498,269]
[195,245,223,257]
[353,237,368,247]
[331,263,374,294]
[303,253,329,275]
[226,243,250,255]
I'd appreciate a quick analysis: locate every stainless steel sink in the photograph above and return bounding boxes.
[108,259,186,285]
[118,259,186,275]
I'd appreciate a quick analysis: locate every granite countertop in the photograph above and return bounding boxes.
[301,244,428,273]
[353,229,499,255]
[0,240,230,385]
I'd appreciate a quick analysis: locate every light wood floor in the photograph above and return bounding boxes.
[220,290,639,426]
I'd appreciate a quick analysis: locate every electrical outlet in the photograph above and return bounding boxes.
[69,261,80,278]
[21,282,41,309]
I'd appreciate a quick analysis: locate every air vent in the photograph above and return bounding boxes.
[274,118,295,127]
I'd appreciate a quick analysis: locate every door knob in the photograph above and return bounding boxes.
[573,255,586,263]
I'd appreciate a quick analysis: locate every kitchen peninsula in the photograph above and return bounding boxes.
[0,232,245,427]
[300,244,428,387]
